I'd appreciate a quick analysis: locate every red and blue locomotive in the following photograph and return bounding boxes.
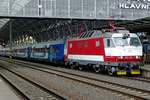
[65,28,143,75]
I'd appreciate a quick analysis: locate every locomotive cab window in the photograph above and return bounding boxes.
[113,37,128,47]
[130,37,141,46]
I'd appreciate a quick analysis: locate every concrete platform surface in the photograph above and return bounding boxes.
[0,76,20,100]
[142,64,150,71]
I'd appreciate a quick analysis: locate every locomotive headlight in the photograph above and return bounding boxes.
[120,56,123,59]
[136,56,139,59]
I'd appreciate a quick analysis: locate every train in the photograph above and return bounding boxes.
[0,28,143,75]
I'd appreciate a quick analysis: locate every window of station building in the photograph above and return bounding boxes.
[38,0,42,16]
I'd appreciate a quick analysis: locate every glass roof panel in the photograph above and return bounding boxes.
[0,0,150,20]
[0,18,9,29]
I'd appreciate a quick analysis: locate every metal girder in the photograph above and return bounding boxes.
[1,17,150,44]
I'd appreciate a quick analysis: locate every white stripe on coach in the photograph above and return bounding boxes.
[68,54,104,61]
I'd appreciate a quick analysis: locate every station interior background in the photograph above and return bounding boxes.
[0,0,150,63]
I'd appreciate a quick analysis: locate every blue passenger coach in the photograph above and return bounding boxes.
[30,40,65,63]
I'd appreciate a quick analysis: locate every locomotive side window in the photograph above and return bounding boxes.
[96,41,100,47]
[107,39,110,47]
[105,39,115,48]
[70,43,72,48]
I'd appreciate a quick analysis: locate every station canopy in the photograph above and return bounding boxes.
[0,0,150,44]
[0,0,150,20]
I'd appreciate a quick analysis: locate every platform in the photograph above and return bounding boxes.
[142,64,150,71]
[142,64,150,78]
[0,76,20,100]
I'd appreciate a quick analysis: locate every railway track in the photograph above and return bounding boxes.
[121,76,150,83]
[12,58,150,83]
[1,59,150,100]
[0,73,30,100]
[17,58,150,84]
[0,64,65,100]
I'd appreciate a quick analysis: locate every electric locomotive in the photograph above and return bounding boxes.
[65,28,143,75]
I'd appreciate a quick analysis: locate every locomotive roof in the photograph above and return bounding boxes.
[69,29,133,40]
[103,29,131,38]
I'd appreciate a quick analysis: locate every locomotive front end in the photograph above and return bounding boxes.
[104,30,143,75]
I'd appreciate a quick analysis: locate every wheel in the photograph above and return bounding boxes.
[93,65,100,73]
[70,64,76,69]
[79,66,83,71]
[65,62,68,66]
[108,68,113,75]
[107,66,115,76]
